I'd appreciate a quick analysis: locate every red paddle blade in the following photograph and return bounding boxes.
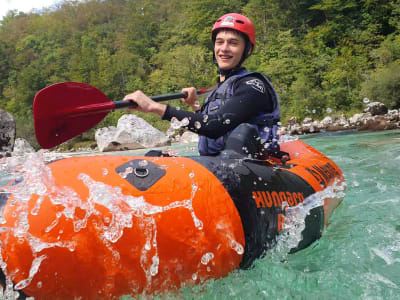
[34,82,115,149]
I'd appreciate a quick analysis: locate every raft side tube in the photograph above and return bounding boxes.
[0,156,245,299]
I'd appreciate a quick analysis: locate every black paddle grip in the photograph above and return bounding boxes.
[114,92,189,110]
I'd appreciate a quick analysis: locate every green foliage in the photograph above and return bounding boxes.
[147,45,214,94]
[0,0,399,149]
[361,62,400,109]
[13,114,39,149]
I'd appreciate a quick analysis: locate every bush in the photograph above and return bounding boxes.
[361,62,400,109]
[14,115,40,150]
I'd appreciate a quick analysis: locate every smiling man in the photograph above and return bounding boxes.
[124,13,280,157]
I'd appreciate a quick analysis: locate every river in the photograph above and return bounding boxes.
[172,129,400,300]
[1,129,399,299]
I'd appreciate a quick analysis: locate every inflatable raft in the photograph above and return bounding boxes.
[0,139,345,299]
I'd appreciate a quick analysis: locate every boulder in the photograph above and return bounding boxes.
[385,109,399,122]
[301,117,313,125]
[325,114,350,131]
[288,117,299,126]
[12,138,35,156]
[349,113,366,127]
[363,102,388,116]
[288,124,303,135]
[336,114,350,128]
[179,131,199,143]
[287,117,301,134]
[359,115,388,131]
[302,118,320,133]
[0,109,16,153]
[319,116,333,130]
[95,114,170,152]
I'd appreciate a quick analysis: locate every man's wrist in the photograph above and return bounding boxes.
[151,103,167,117]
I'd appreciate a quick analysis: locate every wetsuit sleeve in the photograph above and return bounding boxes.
[162,76,274,139]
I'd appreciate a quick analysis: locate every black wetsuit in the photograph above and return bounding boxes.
[162,69,274,140]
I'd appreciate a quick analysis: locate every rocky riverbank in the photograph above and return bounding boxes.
[282,102,399,135]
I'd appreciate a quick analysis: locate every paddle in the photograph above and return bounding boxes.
[33,82,213,149]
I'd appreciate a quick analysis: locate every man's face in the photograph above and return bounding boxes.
[214,30,246,71]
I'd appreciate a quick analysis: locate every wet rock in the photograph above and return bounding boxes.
[95,114,170,152]
[318,114,350,131]
[334,114,350,129]
[288,123,303,135]
[288,117,299,126]
[319,116,333,129]
[363,102,388,116]
[385,109,399,122]
[302,117,313,125]
[0,109,16,153]
[349,113,366,127]
[359,115,388,131]
[12,138,35,156]
[310,121,321,133]
[287,117,302,134]
[302,118,320,133]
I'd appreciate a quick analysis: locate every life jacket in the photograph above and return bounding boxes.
[198,69,280,156]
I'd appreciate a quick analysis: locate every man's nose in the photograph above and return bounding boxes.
[220,41,229,50]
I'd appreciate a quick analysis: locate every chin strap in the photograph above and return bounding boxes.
[216,65,243,76]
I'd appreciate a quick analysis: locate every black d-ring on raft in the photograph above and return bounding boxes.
[134,168,149,178]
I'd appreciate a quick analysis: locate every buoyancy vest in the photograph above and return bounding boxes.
[198,69,280,156]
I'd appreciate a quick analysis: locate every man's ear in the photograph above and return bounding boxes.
[248,46,253,56]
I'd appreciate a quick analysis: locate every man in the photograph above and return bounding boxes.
[124,13,280,157]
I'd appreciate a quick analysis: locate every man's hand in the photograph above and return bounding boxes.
[123,90,167,116]
[181,87,200,111]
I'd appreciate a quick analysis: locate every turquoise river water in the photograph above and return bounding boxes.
[0,129,399,299]
[160,129,400,300]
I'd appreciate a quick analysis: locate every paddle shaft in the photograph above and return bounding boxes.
[114,92,191,109]
[64,91,202,118]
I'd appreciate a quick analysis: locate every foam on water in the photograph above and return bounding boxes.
[273,179,347,258]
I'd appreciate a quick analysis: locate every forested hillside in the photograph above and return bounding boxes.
[0,0,399,148]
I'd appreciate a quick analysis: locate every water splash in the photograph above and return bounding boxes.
[14,255,47,290]
[279,134,299,143]
[363,98,370,104]
[0,152,210,294]
[168,117,191,137]
[201,252,214,265]
[229,238,244,255]
[273,180,346,258]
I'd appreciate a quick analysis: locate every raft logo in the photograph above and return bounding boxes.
[252,191,304,208]
[305,162,339,188]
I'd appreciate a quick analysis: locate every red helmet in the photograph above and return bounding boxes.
[212,13,256,48]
